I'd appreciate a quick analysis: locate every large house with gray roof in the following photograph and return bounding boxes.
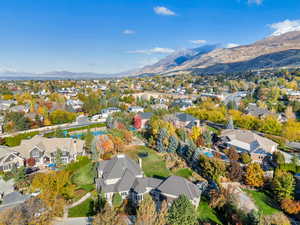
[0,147,24,172]
[96,154,201,207]
[220,129,278,162]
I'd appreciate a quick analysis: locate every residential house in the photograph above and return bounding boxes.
[245,103,279,119]
[0,147,24,172]
[151,104,168,110]
[173,113,200,130]
[128,106,144,113]
[134,112,154,129]
[0,100,16,111]
[66,99,83,112]
[96,154,201,207]
[100,107,121,118]
[220,129,278,162]
[10,136,85,168]
[9,105,30,113]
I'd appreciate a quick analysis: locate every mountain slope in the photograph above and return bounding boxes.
[135,31,300,75]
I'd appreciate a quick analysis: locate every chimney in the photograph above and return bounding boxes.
[138,157,142,168]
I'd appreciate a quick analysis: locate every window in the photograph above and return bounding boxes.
[121,192,128,196]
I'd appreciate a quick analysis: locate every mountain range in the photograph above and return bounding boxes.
[2,31,300,80]
[134,31,300,76]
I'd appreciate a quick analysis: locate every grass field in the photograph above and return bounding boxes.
[68,198,95,217]
[174,168,193,179]
[71,162,95,188]
[197,199,223,224]
[244,189,281,215]
[125,146,171,179]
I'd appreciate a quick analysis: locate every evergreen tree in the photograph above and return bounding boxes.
[167,135,178,153]
[168,195,197,225]
[203,130,212,147]
[227,117,234,129]
[106,115,114,129]
[55,148,63,167]
[157,128,168,153]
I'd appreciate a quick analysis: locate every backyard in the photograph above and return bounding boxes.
[124,146,171,179]
[197,198,223,224]
[244,189,281,215]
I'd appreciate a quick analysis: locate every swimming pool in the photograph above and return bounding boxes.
[70,130,107,139]
[204,151,214,158]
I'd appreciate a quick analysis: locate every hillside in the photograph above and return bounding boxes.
[135,31,300,75]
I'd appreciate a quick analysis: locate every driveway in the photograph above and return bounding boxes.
[54,217,93,225]
[0,178,15,195]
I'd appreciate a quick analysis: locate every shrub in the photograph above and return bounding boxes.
[112,193,123,208]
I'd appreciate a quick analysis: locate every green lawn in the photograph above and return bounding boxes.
[125,146,171,179]
[71,162,95,187]
[244,189,281,215]
[174,168,193,179]
[68,198,95,217]
[197,199,223,224]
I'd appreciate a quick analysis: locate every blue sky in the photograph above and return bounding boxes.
[1,0,300,74]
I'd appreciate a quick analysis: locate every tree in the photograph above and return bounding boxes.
[49,110,76,124]
[168,195,197,225]
[228,161,243,182]
[123,129,133,144]
[273,151,285,165]
[167,135,178,153]
[106,115,114,129]
[227,147,239,161]
[112,193,123,208]
[245,163,264,187]
[203,130,212,147]
[281,199,300,214]
[272,170,295,201]
[157,128,168,153]
[199,155,226,182]
[190,126,201,143]
[241,152,252,164]
[258,116,282,136]
[226,117,234,129]
[14,166,26,182]
[93,203,125,225]
[136,194,157,225]
[155,200,168,225]
[85,129,94,152]
[55,148,63,167]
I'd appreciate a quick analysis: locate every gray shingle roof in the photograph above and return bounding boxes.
[101,155,142,180]
[175,113,197,122]
[157,176,200,200]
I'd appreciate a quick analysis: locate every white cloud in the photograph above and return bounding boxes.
[189,40,207,45]
[123,29,135,35]
[128,47,175,55]
[226,43,240,48]
[248,0,263,5]
[269,19,300,36]
[154,6,176,16]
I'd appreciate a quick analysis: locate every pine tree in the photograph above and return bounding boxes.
[106,115,114,129]
[157,128,168,153]
[227,116,234,129]
[168,195,197,225]
[167,135,178,153]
